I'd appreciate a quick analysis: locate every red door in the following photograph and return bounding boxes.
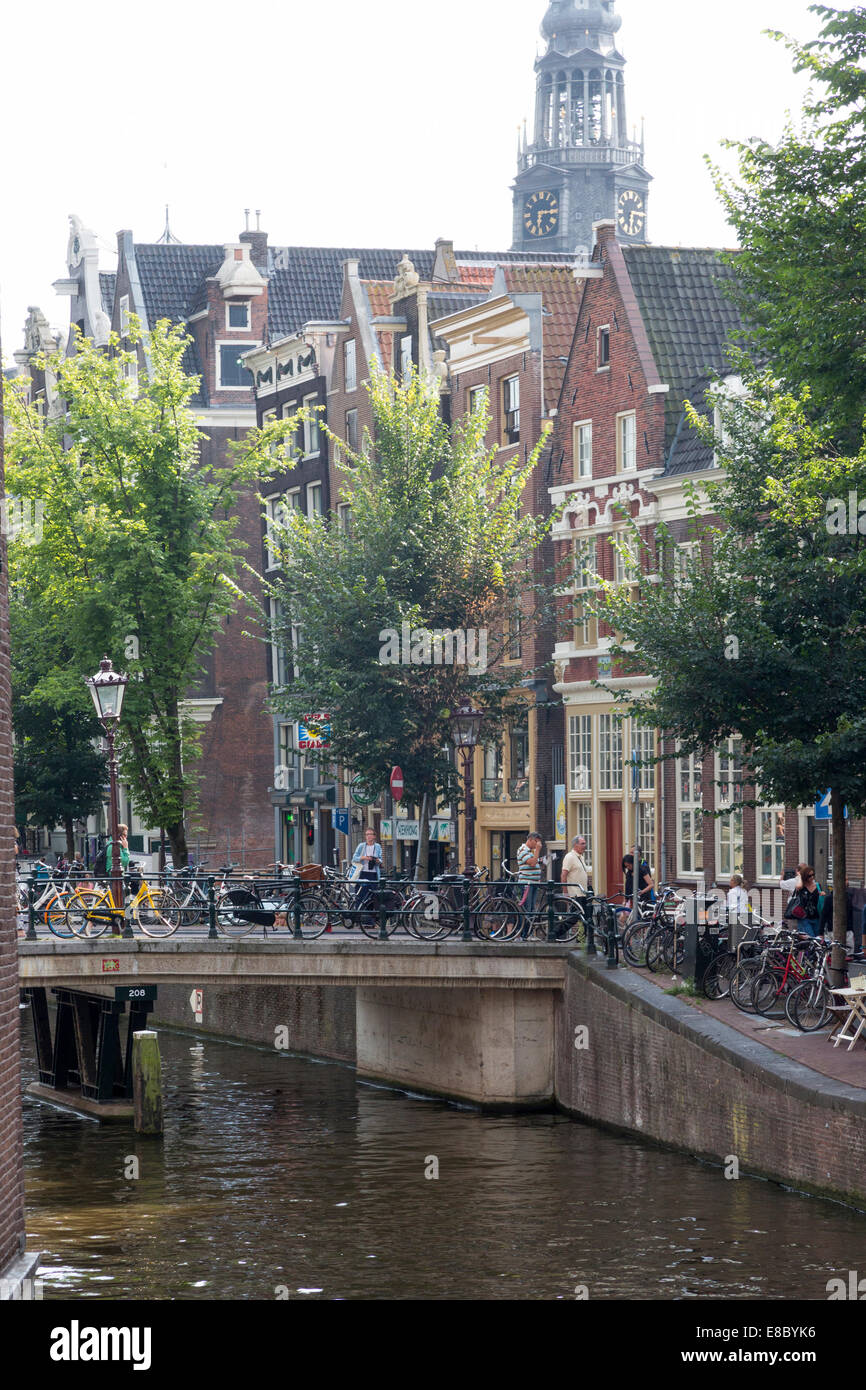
[605,803,623,898]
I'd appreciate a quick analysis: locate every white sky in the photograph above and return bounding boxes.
[1,0,819,354]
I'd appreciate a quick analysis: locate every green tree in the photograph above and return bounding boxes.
[246,368,545,879]
[712,3,866,445]
[594,380,866,978]
[5,321,265,865]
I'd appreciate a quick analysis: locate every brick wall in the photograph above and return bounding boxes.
[0,363,25,1276]
[557,956,866,1207]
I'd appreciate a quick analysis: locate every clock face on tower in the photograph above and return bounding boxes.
[617,189,646,238]
[523,190,560,239]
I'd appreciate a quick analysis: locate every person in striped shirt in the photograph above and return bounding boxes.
[517,833,544,931]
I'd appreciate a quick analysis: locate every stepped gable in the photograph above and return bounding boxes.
[620,245,743,475]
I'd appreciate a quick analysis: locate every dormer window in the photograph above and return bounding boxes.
[218,343,257,389]
[227,302,251,330]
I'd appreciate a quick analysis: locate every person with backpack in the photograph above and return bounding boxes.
[780,864,822,937]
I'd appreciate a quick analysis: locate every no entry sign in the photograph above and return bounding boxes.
[390,766,404,800]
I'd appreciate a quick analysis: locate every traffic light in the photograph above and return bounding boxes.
[285,809,295,827]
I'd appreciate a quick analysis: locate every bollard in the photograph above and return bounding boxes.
[207,876,219,940]
[606,904,619,970]
[292,875,303,941]
[461,878,473,942]
[132,1030,164,1136]
[25,878,38,942]
[546,881,556,943]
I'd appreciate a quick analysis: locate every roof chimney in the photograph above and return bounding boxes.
[240,217,269,274]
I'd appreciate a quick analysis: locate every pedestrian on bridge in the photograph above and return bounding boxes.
[352,828,383,910]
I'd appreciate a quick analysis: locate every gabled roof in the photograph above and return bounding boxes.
[99,273,116,317]
[500,264,583,406]
[620,245,743,474]
[132,243,224,326]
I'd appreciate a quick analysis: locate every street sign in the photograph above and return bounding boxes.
[390,766,405,800]
[396,819,420,841]
[332,808,350,836]
[115,985,157,1003]
[815,790,849,822]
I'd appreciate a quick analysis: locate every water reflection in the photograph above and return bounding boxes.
[19,1023,866,1300]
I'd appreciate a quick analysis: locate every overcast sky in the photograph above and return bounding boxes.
[1,0,819,354]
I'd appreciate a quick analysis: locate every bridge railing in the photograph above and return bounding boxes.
[19,867,618,949]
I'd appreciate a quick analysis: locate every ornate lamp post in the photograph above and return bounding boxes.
[451,698,483,874]
[86,657,130,938]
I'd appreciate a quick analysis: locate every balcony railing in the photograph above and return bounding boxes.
[481,779,504,803]
[508,779,530,803]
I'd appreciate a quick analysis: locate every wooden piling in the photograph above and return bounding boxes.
[132,1030,164,1136]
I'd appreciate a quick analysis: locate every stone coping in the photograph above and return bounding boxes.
[570,953,866,1117]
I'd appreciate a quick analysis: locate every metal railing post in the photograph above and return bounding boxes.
[547,881,556,943]
[461,877,473,942]
[26,877,38,941]
[292,875,303,941]
[587,901,598,957]
[378,887,388,942]
[207,876,219,941]
[606,904,619,970]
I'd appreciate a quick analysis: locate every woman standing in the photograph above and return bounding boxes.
[352,827,383,909]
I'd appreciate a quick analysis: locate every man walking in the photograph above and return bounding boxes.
[561,836,590,900]
[517,832,544,939]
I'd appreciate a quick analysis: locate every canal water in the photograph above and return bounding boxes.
[19,1022,866,1301]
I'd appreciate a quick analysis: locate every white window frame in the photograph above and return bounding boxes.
[226,301,251,331]
[612,529,639,585]
[306,481,323,518]
[502,374,520,447]
[716,737,744,879]
[269,597,290,687]
[569,714,592,794]
[633,721,656,792]
[337,502,352,532]
[573,539,596,647]
[400,336,413,378]
[469,384,488,416]
[217,340,259,391]
[676,750,703,878]
[637,802,656,869]
[264,495,288,570]
[758,802,786,883]
[345,408,359,453]
[119,295,130,336]
[574,420,593,480]
[303,393,320,456]
[616,410,637,473]
[597,325,611,371]
[599,714,623,793]
[576,803,593,872]
[674,540,700,591]
[344,339,357,393]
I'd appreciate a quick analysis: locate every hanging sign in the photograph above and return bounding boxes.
[298,714,332,750]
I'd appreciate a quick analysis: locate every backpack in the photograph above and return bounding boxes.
[93,845,108,877]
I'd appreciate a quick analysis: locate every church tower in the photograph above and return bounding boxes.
[512,0,651,253]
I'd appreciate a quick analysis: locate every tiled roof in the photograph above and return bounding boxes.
[501,265,583,407]
[452,265,496,288]
[427,290,488,328]
[99,273,116,317]
[133,244,223,326]
[619,246,743,471]
[362,280,396,319]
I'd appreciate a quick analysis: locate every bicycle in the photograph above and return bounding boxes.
[785,940,850,1032]
[65,863,182,938]
[19,860,90,939]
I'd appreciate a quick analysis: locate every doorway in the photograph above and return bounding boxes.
[604,803,623,897]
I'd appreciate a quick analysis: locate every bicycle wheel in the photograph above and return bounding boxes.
[729,960,761,1012]
[785,978,832,1032]
[45,891,76,939]
[645,926,672,974]
[702,953,735,1000]
[475,895,522,941]
[751,968,785,1016]
[66,889,113,938]
[405,890,454,941]
[135,889,182,938]
[296,890,332,940]
[623,919,651,967]
[216,888,260,938]
[661,929,685,973]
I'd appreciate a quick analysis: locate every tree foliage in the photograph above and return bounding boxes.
[5,321,265,864]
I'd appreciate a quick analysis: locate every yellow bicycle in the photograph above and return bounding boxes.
[65,868,181,939]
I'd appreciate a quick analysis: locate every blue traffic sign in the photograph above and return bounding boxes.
[815,791,849,822]
[333,808,350,836]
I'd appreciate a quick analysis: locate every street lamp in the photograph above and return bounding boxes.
[451,697,483,874]
[86,657,130,938]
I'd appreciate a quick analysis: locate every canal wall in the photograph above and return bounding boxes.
[150,984,356,1063]
[555,955,866,1209]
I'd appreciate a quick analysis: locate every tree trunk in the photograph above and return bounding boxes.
[830,788,847,987]
[166,819,189,869]
[64,816,75,860]
[415,791,430,883]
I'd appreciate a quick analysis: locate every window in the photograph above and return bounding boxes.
[119,295,130,336]
[508,610,523,659]
[337,502,352,533]
[677,751,703,876]
[122,356,138,394]
[286,489,302,514]
[307,482,323,517]
[759,805,786,879]
[599,714,623,792]
[344,340,357,392]
[219,344,254,389]
[674,541,700,590]
[633,722,656,791]
[637,802,656,866]
[400,336,413,379]
[574,539,597,646]
[345,408,359,453]
[269,598,290,687]
[502,375,520,446]
[303,394,320,455]
[612,531,639,584]
[227,302,250,329]
[616,411,637,472]
[569,715,592,793]
[264,496,288,569]
[282,404,300,458]
[576,804,593,871]
[597,326,610,369]
[482,742,503,802]
[574,420,593,480]
[469,385,488,416]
